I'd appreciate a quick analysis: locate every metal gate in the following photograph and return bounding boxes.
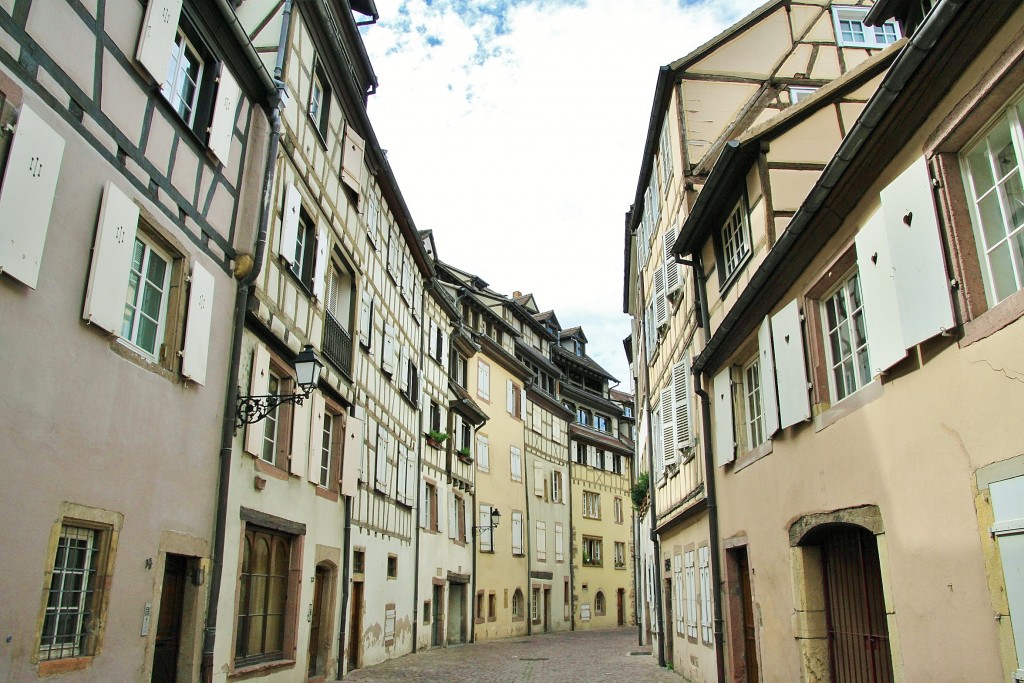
[821,525,893,683]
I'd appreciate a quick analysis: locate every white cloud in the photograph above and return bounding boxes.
[361,0,765,383]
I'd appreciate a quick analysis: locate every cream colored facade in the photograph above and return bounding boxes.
[629,0,1024,681]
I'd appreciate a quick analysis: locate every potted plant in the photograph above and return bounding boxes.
[456,446,473,463]
[426,430,449,449]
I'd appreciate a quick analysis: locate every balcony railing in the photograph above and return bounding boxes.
[323,311,352,377]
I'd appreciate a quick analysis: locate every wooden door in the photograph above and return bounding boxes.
[663,578,674,664]
[431,585,444,647]
[737,547,759,683]
[151,555,187,683]
[307,566,327,677]
[347,581,363,671]
[617,589,625,626]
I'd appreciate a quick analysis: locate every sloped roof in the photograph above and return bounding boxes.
[552,345,617,383]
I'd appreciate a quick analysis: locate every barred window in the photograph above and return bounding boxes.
[39,526,104,661]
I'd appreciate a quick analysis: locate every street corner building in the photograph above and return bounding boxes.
[624,0,1024,681]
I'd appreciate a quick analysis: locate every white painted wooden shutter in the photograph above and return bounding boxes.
[83,181,140,333]
[699,546,713,642]
[713,368,734,466]
[0,105,65,288]
[180,261,215,385]
[420,480,430,529]
[396,445,408,503]
[990,476,1024,674]
[856,208,907,375]
[136,0,182,83]
[519,386,526,420]
[685,550,698,637]
[654,267,667,327]
[450,493,460,540]
[382,324,396,375]
[758,317,780,436]
[307,391,326,484]
[555,524,564,562]
[663,226,680,295]
[341,125,365,194]
[479,504,493,551]
[477,360,490,400]
[533,461,544,497]
[358,290,373,346]
[880,157,954,347]
[399,345,409,391]
[771,300,811,428]
[244,344,271,456]
[536,521,546,562]
[506,379,514,414]
[341,415,362,497]
[511,446,522,480]
[406,450,416,506]
[207,67,239,164]
[375,426,389,492]
[673,359,691,449]
[279,183,300,265]
[463,498,471,543]
[289,391,310,478]
[476,434,489,471]
[312,226,329,300]
[661,388,676,468]
[436,485,445,534]
[511,511,523,555]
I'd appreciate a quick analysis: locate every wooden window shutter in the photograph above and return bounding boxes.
[289,390,310,478]
[712,368,735,466]
[243,344,272,456]
[660,388,675,468]
[399,344,409,391]
[341,415,363,497]
[358,290,373,347]
[536,521,546,562]
[312,226,329,300]
[448,494,457,539]
[672,359,691,450]
[511,512,523,555]
[279,183,301,266]
[82,181,140,333]
[654,267,667,328]
[770,300,811,428]
[207,67,240,164]
[663,226,680,295]
[533,461,544,497]
[479,505,493,551]
[375,426,389,492]
[136,0,182,84]
[180,261,216,385]
[856,208,907,375]
[341,125,365,194]
[0,105,65,288]
[382,324,396,375]
[757,317,780,437]
[420,480,430,529]
[307,391,326,484]
[506,379,514,414]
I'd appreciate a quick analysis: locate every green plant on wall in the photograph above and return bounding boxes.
[631,471,650,510]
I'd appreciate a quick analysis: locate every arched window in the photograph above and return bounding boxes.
[511,588,524,619]
[595,591,606,615]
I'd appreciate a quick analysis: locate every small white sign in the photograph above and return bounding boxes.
[581,603,591,621]
[141,603,152,636]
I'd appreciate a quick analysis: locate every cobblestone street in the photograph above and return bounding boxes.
[345,628,679,682]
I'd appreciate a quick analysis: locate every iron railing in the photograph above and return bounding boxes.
[323,311,352,377]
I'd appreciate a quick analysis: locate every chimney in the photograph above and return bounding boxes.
[513,291,522,298]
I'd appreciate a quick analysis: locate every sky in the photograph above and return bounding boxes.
[359,0,765,386]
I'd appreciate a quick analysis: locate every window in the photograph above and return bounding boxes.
[576,407,590,426]
[510,446,523,482]
[322,263,354,374]
[290,207,317,289]
[477,360,490,400]
[574,339,585,356]
[475,592,485,623]
[595,591,606,616]
[551,470,563,503]
[262,371,284,465]
[512,588,524,620]
[718,198,751,287]
[612,454,623,475]
[452,353,468,389]
[352,549,365,575]
[831,6,900,48]
[962,95,1024,305]
[236,526,293,665]
[531,587,540,623]
[614,542,626,569]
[583,537,602,566]
[162,21,209,129]
[488,593,497,622]
[658,120,673,187]
[743,357,766,449]
[121,235,172,359]
[790,86,818,103]
[476,433,490,472]
[430,323,445,363]
[307,60,331,140]
[575,442,586,465]
[318,410,338,488]
[403,357,419,403]
[429,401,442,434]
[583,491,601,519]
[423,482,438,531]
[39,526,106,661]
[387,554,398,579]
[822,271,871,402]
[593,414,609,432]
[506,380,525,418]
[613,497,623,524]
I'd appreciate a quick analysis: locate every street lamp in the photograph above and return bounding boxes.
[472,508,501,537]
[235,344,323,429]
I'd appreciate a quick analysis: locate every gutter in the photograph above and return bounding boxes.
[690,0,967,376]
[202,2,292,681]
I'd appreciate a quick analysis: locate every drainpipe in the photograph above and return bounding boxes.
[201,4,292,681]
[637,278,665,668]
[523,431,534,638]
[337,495,353,677]
[689,253,726,683]
[566,422,576,632]
[411,280,428,653]
[631,405,643,645]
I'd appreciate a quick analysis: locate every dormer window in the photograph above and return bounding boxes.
[574,340,584,356]
[715,197,752,291]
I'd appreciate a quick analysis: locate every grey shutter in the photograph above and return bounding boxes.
[713,368,734,466]
[83,181,140,334]
[181,260,215,385]
[758,317,780,436]
[771,300,811,428]
[0,105,66,288]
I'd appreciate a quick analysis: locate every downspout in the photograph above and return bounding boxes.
[566,419,576,632]
[201,4,292,681]
[631,396,643,645]
[638,278,666,668]
[411,283,428,652]
[523,428,534,637]
[690,253,726,683]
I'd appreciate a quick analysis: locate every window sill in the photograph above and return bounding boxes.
[813,379,883,433]
[733,439,773,473]
[230,658,296,680]
[254,457,289,481]
[960,287,1024,347]
[314,486,339,502]
[37,656,93,677]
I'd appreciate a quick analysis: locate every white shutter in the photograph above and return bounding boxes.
[536,521,546,562]
[396,445,408,503]
[406,450,416,506]
[136,0,182,83]
[654,267,667,327]
[661,388,675,468]
[341,415,362,497]
[420,480,429,529]
[341,125,365,194]
[506,379,514,414]
[83,181,139,333]
[428,321,438,360]
[555,523,564,562]
[308,391,326,484]
[382,324,396,375]
[663,226,680,295]
[511,446,522,480]
[699,546,713,642]
[856,208,907,375]
[479,505,493,551]
[533,461,544,497]
[511,511,523,555]
[673,359,691,449]
[758,317,780,436]
[290,391,310,478]
[436,486,445,533]
[476,434,489,471]
[441,327,449,367]
[990,477,1024,673]
[180,261,215,385]
[243,344,271,456]
[312,226,329,300]
[880,157,954,347]
[673,554,683,634]
[207,67,239,163]
[477,360,490,399]
[463,498,471,543]
[399,345,409,391]
[358,290,372,346]
[771,300,811,428]
[375,426,389,492]
[519,388,526,420]
[685,550,698,637]
[713,368,734,466]
[279,183,300,265]
[0,105,65,288]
